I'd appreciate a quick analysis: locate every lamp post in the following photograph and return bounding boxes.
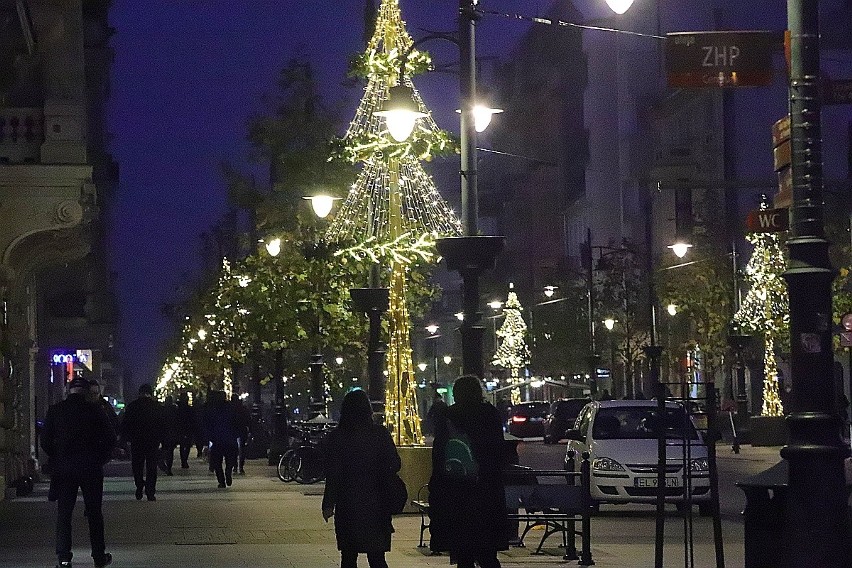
[425,324,440,387]
[780,1,850,565]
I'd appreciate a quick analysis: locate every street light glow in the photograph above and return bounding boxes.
[265,238,281,257]
[302,195,340,219]
[668,241,692,258]
[603,318,616,331]
[544,285,557,298]
[606,0,635,15]
[417,362,428,372]
[456,104,504,132]
[487,300,503,310]
[425,324,439,335]
[443,355,452,365]
[335,356,344,366]
[667,303,678,316]
[374,85,426,142]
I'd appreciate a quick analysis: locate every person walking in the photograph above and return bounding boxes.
[176,392,196,469]
[322,389,401,568]
[120,383,163,501]
[204,390,240,488]
[232,395,251,474]
[159,395,178,475]
[428,375,508,568]
[41,375,115,568]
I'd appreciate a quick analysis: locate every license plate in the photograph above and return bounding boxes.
[635,476,680,488]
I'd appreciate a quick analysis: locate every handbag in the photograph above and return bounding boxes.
[384,472,408,515]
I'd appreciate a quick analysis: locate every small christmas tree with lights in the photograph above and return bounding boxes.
[492,290,531,404]
[734,199,789,416]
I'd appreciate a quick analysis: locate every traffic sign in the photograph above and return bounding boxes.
[665,31,778,88]
[746,207,789,233]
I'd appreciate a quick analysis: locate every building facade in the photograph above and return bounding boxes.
[0,0,119,489]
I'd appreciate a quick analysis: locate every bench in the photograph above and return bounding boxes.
[412,451,593,565]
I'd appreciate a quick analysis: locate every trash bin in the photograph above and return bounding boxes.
[736,460,788,568]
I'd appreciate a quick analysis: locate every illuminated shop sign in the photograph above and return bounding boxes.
[50,349,94,370]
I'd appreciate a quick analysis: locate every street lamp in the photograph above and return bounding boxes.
[302,194,341,219]
[425,325,440,387]
[667,240,692,259]
[372,0,505,379]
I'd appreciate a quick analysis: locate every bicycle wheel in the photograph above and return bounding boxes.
[294,448,323,484]
[277,450,295,482]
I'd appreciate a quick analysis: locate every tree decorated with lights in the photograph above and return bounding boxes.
[328,0,461,445]
[734,200,789,416]
[492,290,531,404]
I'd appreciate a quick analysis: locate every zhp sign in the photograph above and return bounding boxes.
[745,207,789,233]
[666,31,778,88]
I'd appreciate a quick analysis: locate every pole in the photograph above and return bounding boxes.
[781,1,850,566]
[586,229,600,398]
[645,186,666,568]
[459,0,477,237]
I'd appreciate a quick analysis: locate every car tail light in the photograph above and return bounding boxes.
[511,416,528,423]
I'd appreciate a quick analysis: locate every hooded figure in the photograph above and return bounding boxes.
[428,375,508,568]
[322,389,401,568]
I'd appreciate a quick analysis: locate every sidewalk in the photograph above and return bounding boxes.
[0,445,782,568]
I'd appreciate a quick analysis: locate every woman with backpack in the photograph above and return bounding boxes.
[322,389,402,568]
[429,374,508,568]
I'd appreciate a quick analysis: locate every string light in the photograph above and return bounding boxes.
[492,291,531,404]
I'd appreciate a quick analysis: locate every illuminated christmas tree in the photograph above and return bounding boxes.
[492,290,531,404]
[329,0,461,445]
[734,200,789,416]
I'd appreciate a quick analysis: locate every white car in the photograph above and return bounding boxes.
[564,400,712,515]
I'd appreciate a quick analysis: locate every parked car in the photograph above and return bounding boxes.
[543,398,591,444]
[505,401,550,438]
[564,400,712,515]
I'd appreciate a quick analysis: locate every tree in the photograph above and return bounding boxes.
[492,290,531,404]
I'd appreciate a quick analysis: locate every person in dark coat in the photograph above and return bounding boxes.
[429,375,508,568]
[322,389,401,568]
[42,376,115,568]
[176,392,196,469]
[204,390,240,488]
[159,395,178,475]
[232,395,251,474]
[120,383,163,501]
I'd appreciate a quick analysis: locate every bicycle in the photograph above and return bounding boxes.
[276,424,328,484]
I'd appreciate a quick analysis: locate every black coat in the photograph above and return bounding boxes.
[428,401,509,555]
[322,423,401,552]
[120,395,163,450]
[41,393,116,475]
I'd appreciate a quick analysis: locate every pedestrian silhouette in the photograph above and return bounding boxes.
[204,390,240,488]
[429,375,508,568]
[120,383,163,501]
[322,389,401,568]
[42,375,115,568]
[160,395,178,475]
[176,392,196,469]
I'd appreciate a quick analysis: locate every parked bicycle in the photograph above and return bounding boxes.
[276,423,331,484]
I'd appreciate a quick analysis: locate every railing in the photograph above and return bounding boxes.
[0,107,44,163]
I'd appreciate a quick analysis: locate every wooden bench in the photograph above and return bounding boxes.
[412,452,593,565]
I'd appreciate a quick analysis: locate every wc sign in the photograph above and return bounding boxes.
[666,31,777,88]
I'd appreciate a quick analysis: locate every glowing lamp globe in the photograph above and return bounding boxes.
[303,195,339,219]
[668,241,692,258]
[417,362,428,372]
[604,318,616,331]
[606,0,635,14]
[265,238,281,257]
[456,104,504,133]
[375,85,426,142]
[425,324,439,335]
[667,304,678,316]
[443,355,453,365]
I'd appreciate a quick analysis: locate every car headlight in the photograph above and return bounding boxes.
[690,458,709,472]
[592,457,625,472]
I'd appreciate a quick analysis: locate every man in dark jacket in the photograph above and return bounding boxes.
[175,392,196,469]
[429,375,508,568]
[120,383,163,501]
[42,376,115,568]
[204,390,240,488]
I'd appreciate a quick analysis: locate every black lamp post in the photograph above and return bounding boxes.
[780,1,850,565]
[350,284,389,413]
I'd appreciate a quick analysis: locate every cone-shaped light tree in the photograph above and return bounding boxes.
[734,201,789,416]
[492,290,531,404]
[328,0,461,445]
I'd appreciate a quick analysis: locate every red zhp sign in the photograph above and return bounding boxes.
[746,208,789,232]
